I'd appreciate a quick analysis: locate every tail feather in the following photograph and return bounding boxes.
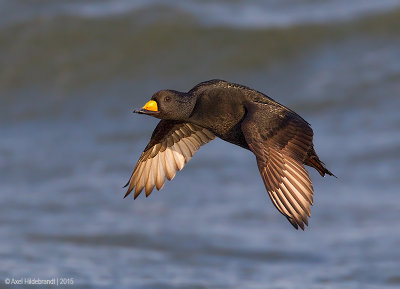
[305,148,336,178]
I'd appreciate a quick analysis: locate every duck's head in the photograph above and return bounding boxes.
[135,90,196,120]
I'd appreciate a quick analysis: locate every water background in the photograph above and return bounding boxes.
[1,1,400,288]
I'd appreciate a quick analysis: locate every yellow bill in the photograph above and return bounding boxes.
[142,100,158,112]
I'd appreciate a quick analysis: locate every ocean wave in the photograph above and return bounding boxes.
[1,5,400,94]
[1,0,400,28]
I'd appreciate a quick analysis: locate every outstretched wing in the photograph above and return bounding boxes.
[124,120,215,199]
[242,102,314,230]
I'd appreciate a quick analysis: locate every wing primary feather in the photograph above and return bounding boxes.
[134,159,150,199]
[155,152,165,190]
[284,159,313,193]
[171,145,185,170]
[283,169,313,205]
[145,158,155,197]
[125,121,215,199]
[275,187,300,228]
[279,181,304,218]
[279,182,308,226]
[282,176,311,217]
[163,148,176,180]
[265,170,291,217]
[284,157,311,184]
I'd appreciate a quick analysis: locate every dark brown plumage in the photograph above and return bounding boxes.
[124,79,334,230]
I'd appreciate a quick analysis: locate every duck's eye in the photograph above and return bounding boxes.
[164,96,171,102]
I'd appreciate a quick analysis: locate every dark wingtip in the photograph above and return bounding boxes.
[288,217,308,231]
[288,218,299,230]
[123,180,130,188]
[123,190,131,199]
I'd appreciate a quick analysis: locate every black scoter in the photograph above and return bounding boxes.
[124,79,334,230]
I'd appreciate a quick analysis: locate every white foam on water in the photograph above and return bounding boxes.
[177,0,400,27]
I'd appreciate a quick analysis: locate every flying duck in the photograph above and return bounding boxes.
[124,80,334,230]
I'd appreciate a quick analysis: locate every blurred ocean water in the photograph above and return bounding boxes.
[1,1,400,288]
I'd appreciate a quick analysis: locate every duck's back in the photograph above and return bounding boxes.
[187,82,248,148]
[187,80,288,149]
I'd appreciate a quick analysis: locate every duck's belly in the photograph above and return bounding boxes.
[215,121,249,150]
[192,106,249,149]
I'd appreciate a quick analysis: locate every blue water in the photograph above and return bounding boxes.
[1,1,400,288]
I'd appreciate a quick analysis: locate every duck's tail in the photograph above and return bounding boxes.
[305,148,336,178]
